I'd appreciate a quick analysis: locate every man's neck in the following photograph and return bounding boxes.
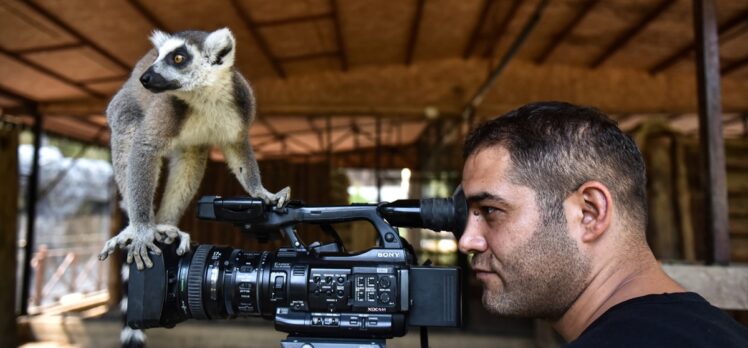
[552,247,685,341]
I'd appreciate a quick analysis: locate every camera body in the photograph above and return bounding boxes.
[126,191,467,344]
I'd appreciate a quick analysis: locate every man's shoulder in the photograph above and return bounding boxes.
[566,292,748,348]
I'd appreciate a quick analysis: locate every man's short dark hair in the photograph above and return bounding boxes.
[464,101,647,231]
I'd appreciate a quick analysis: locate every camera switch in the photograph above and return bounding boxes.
[368,318,378,326]
[367,276,376,287]
[356,276,365,287]
[274,276,285,290]
[367,292,376,301]
[337,276,345,283]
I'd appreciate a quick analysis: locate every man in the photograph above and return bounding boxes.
[458,101,748,347]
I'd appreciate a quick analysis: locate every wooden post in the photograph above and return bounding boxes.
[21,104,43,314]
[692,0,730,265]
[32,245,47,306]
[0,125,19,348]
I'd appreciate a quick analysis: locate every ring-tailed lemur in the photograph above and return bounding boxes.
[100,28,290,270]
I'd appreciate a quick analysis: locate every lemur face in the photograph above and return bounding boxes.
[141,28,236,93]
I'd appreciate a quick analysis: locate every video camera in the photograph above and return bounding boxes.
[126,188,468,348]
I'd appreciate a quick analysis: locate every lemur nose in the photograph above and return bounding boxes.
[140,73,152,86]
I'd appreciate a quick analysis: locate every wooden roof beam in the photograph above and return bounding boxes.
[277,50,339,63]
[125,0,169,31]
[534,0,600,64]
[14,43,86,55]
[463,0,494,59]
[590,0,676,69]
[0,46,105,99]
[254,13,331,27]
[482,0,522,58]
[649,7,748,74]
[722,55,748,76]
[330,0,348,71]
[405,0,425,65]
[21,0,130,71]
[231,0,286,78]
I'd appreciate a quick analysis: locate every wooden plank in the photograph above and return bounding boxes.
[482,0,522,58]
[125,0,169,31]
[330,0,348,71]
[535,0,599,64]
[693,0,730,265]
[230,0,286,78]
[463,0,493,59]
[590,0,676,69]
[0,127,18,347]
[405,0,425,65]
[722,55,748,76]
[21,0,130,71]
[649,6,748,74]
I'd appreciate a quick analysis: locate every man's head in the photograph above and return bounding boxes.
[458,101,648,320]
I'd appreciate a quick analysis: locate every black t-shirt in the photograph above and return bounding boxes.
[566,292,748,347]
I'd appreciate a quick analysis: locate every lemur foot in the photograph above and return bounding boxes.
[155,224,191,255]
[98,224,162,270]
[253,186,291,208]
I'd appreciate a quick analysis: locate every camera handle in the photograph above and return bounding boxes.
[280,336,386,348]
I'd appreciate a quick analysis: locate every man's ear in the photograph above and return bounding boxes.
[574,181,613,243]
[204,28,236,66]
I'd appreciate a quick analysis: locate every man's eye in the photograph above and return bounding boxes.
[481,207,498,215]
[174,54,184,64]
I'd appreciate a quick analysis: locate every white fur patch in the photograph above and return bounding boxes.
[120,296,128,313]
[149,30,170,48]
[121,326,146,344]
[157,38,186,62]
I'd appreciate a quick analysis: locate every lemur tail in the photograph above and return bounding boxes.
[120,265,146,348]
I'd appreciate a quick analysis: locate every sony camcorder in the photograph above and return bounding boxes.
[126,189,467,348]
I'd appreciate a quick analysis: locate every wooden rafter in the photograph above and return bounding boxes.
[482,0,522,58]
[254,13,331,27]
[0,46,105,99]
[125,0,169,31]
[230,0,286,78]
[722,55,748,76]
[534,0,599,64]
[649,7,748,74]
[21,0,130,71]
[0,85,34,104]
[463,0,493,59]
[405,0,425,65]
[14,43,86,55]
[330,0,348,71]
[277,50,339,62]
[590,0,676,69]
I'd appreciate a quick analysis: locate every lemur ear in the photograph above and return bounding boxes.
[204,28,235,66]
[149,30,170,48]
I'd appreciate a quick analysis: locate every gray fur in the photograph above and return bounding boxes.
[99,28,290,270]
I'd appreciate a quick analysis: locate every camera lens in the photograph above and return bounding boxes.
[175,245,274,320]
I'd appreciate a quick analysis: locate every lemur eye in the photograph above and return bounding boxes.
[174,54,184,64]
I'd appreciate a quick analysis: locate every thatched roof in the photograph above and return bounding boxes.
[1,0,747,158]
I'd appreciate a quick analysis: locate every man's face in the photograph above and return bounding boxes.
[459,146,590,320]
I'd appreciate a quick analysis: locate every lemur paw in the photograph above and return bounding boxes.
[270,186,291,208]
[155,224,191,255]
[98,224,162,270]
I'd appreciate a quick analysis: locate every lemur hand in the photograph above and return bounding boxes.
[98,224,162,270]
[250,186,291,208]
[155,224,191,256]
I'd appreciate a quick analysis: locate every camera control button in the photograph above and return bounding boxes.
[337,276,345,283]
[313,275,320,283]
[379,293,391,303]
[336,290,345,297]
[379,277,391,288]
[325,276,333,284]
[367,276,376,287]
[368,318,378,326]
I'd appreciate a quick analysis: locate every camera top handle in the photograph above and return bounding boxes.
[196,186,467,251]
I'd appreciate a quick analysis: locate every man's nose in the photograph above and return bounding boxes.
[458,221,487,254]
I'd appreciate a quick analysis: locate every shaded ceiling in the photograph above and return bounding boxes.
[1,0,747,159]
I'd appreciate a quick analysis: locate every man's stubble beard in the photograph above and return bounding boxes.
[478,216,591,321]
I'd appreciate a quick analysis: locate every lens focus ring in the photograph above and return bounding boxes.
[187,245,212,320]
